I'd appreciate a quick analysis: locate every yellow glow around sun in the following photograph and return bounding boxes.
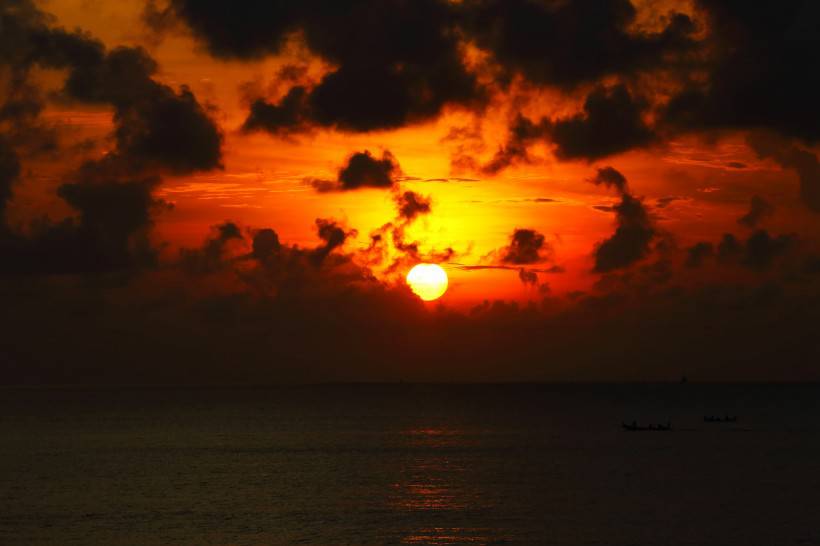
[406,263,449,301]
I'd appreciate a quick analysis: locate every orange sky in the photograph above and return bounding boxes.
[15,0,820,306]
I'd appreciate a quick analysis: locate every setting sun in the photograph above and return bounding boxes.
[406,263,449,301]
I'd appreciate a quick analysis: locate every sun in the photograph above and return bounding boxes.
[406,263,448,301]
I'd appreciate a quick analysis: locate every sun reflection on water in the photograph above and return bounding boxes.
[390,426,507,545]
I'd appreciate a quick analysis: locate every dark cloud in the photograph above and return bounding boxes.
[157,0,697,138]
[501,228,552,265]
[481,115,550,174]
[242,87,310,136]
[311,150,400,192]
[717,233,742,262]
[482,85,654,173]
[716,230,794,270]
[456,227,562,286]
[662,1,820,143]
[743,230,795,271]
[311,218,357,266]
[746,132,820,213]
[395,191,432,222]
[805,256,820,275]
[150,0,819,162]
[685,241,714,268]
[463,0,696,88]
[2,2,222,173]
[594,193,655,273]
[9,247,820,383]
[62,45,222,174]
[0,138,20,217]
[0,175,163,275]
[550,85,655,160]
[518,268,538,285]
[181,221,244,274]
[161,0,485,133]
[0,0,222,276]
[591,166,629,194]
[591,167,655,273]
[738,195,774,228]
[251,228,282,263]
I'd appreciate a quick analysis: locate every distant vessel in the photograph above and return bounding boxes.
[704,415,738,423]
[622,421,672,431]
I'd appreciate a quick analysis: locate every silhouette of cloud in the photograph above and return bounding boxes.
[590,167,655,273]
[738,195,774,228]
[310,150,400,192]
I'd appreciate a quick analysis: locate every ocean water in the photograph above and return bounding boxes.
[1,384,819,546]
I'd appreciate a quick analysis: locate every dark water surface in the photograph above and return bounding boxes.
[1,384,819,545]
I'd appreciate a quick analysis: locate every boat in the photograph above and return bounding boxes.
[622,421,672,431]
[704,415,738,423]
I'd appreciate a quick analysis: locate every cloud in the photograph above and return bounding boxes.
[662,1,820,143]
[243,87,310,135]
[9,241,820,383]
[1,2,222,174]
[738,195,774,228]
[0,0,222,276]
[251,228,282,263]
[482,85,654,173]
[594,193,656,273]
[149,0,818,154]
[591,166,629,194]
[715,230,794,270]
[395,191,432,222]
[311,150,400,192]
[743,230,795,271]
[685,241,714,268]
[63,45,222,174]
[550,85,655,160]
[0,138,20,218]
[180,221,244,274]
[500,228,553,265]
[160,0,485,133]
[517,268,538,285]
[746,132,820,213]
[453,228,560,286]
[590,167,656,273]
[311,218,357,266]
[481,115,550,174]
[155,0,698,139]
[463,0,696,88]
[717,233,742,263]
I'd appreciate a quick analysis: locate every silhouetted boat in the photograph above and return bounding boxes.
[704,415,738,423]
[622,421,672,431]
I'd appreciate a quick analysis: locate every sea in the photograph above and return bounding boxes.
[1,384,819,545]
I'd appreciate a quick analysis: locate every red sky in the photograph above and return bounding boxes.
[2,0,819,382]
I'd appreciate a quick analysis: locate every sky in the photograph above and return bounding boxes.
[1,0,819,383]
